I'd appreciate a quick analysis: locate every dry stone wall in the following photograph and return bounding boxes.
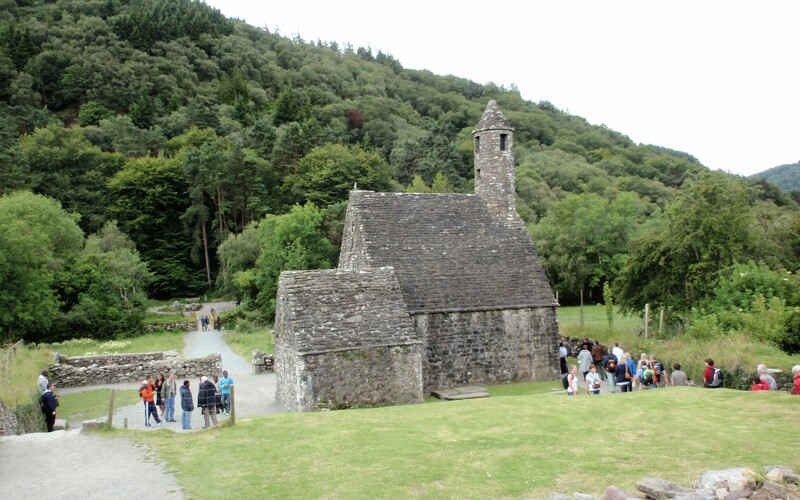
[144,322,195,333]
[252,350,274,373]
[0,400,18,436]
[416,306,560,390]
[50,352,222,387]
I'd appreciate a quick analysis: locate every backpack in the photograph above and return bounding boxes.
[138,383,146,398]
[641,368,654,385]
[709,368,724,388]
[651,361,663,382]
[606,358,616,371]
[562,373,570,389]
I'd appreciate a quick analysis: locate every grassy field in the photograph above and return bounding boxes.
[143,311,191,324]
[132,387,799,497]
[58,389,140,428]
[223,327,274,359]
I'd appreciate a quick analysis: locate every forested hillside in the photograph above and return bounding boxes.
[1,0,798,350]
[752,161,800,197]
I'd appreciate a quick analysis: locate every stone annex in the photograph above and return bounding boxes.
[275,101,560,412]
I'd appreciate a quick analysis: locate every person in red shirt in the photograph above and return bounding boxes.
[750,375,770,391]
[703,358,715,387]
[140,375,162,427]
[792,365,800,395]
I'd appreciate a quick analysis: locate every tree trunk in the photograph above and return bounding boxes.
[580,288,584,326]
[201,219,212,285]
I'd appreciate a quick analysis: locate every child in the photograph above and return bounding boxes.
[750,375,770,391]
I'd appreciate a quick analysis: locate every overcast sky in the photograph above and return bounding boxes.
[204,0,799,176]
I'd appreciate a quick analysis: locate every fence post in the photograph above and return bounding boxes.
[108,389,115,427]
[644,303,650,339]
[229,385,235,426]
[659,306,665,336]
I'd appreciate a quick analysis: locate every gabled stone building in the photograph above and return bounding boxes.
[275,101,559,411]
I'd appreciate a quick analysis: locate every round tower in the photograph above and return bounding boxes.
[473,100,516,222]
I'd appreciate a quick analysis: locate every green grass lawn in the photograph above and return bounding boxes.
[223,327,274,359]
[131,387,800,497]
[58,389,140,428]
[143,311,191,324]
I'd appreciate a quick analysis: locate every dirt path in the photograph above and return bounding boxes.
[0,429,182,499]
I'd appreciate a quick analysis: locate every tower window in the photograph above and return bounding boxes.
[474,136,480,152]
[476,168,481,178]
[500,134,507,151]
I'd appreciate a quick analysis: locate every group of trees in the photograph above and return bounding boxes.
[0,0,798,350]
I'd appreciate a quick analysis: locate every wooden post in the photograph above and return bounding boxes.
[579,288,584,326]
[659,305,665,336]
[124,417,128,429]
[107,389,115,427]
[229,385,235,426]
[644,303,650,339]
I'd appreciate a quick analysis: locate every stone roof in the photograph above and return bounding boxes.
[473,100,514,133]
[339,191,557,314]
[276,267,418,355]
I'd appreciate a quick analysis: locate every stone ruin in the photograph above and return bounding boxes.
[275,101,559,411]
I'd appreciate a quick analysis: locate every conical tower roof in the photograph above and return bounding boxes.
[473,100,514,133]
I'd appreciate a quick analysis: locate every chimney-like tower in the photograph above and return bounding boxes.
[473,100,516,223]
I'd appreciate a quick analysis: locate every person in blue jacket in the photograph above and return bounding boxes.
[218,370,234,414]
[41,382,59,432]
[179,379,194,430]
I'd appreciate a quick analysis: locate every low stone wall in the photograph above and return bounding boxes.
[144,322,196,333]
[50,352,222,387]
[0,400,18,436]
[252,350,274,373]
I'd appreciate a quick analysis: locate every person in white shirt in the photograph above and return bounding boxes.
[584,364,602,395]
[37,370,49,395]
[566,365,579,395]
[611,343,624,362]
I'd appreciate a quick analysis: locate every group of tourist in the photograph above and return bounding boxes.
[199,314,221,331]
[140,369,234,430]
[560,338,800,396]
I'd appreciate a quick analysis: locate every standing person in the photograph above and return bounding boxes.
[624,353,637,390]
[649,355,665,388]
[179,380,194,430]
[791,365,800,395]
[670,363,688,386]
[636,360,648,390]
[214,316,222,331]
[611,343,624,363]
[37,370,49,395]
[155,373,166,418]
[218,370,234,414]
[40,382,59,432]
[602,351,618,393]
[591,341,605,374]
[141,375,162,427]
[577,344,593,380]
[199,315,207,331]
[197,376,219,428]
[614,355,632,393]
[566,365,580,396]
[558,342,568,374]
[163,372,178,422]
[756,364,777,391]
[584,364,602,395]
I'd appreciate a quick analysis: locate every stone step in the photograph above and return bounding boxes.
[53,418,67,431]
[430,386,490,400]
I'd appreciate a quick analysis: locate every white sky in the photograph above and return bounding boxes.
[204,0,800,176]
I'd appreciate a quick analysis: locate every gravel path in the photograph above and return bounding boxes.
[1,301,286,499]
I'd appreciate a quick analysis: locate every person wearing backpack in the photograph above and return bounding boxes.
[564,365,580,395]
[640,364,656,389]
[703,358,723,388]
[602,352,618,393]
[649,355,665,388]
[614,354,632,393]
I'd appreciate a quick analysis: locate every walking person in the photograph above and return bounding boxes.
[577,344,592,380]
[219,370,234,414]
[614,354,632,393]
[197,376,219,428]
[584,364,602,395]
[602,351,618,393]
[141,375,162,427]
[40,382,59,432]
[163,372,178,422]
[559,342,569,374]
[591,341,605,374]
[37,370,49,395]
[565,365,580,396]
[179,380,194,430]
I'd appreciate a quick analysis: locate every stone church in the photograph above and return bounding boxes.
[275,101,559,412]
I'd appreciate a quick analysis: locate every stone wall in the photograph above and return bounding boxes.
[415,306,560,390]
[277,344,423,412]
[144,322,196,333]
[252,350,274,373]
[0,400,18,436]
[50,352,222,387]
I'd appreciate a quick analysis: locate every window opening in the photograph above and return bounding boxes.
[500,134,507,151]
